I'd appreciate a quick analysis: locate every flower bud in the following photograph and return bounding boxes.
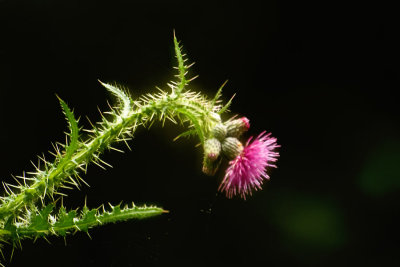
[203,138,221,161]
[221,137,244,160]
[211,124,227,141]
[202,157,221,176]
[225,117,250,138]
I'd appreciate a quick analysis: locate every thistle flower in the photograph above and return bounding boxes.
[218,131,279,199]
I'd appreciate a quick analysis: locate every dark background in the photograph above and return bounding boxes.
[0,0,398,266]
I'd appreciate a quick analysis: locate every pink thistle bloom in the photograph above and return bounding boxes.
[218,131,280,199]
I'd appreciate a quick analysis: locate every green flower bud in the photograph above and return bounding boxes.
[203,138,221,161]
[211,124,227,141]
[225,117,250,138]
[221,137,243,160]
[202,138,222,176]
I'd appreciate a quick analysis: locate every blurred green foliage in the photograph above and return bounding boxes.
[269,192,347,251]
[358,138,400,197]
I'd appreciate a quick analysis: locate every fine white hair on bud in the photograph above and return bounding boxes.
[225,117,250,138]
[204,138,222,161]
[211,124,227,141]
[221,137,244,160]
[202,138,223,176]
[210,112,221,122]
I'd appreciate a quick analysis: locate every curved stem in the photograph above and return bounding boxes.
[0,91,217,221]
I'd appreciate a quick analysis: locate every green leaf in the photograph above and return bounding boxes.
[218,93,236,115]
[98,81,132,118]
[77,206,97,232]
[173,129,197,141]
[173,32,196,95]
[5,203,166,242]
[27,204,54,237]
[57,96,79,161]
[174,32,186,94]
[98,204,165,223]
[53,207,77,236]
[211,80,228,108]
[176,108,204,144]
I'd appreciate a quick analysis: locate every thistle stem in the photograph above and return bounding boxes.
[0,92,216,221]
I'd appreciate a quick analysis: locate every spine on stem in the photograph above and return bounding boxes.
[0,34,231,252]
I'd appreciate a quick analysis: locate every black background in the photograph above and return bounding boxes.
[0,1,399,266]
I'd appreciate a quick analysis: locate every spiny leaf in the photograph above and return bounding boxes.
[57,97,79,163]
[77,206,96,232]
[211,80,228,108]
[173,32,191,95]
[28,204,54,236]
[97,204,165,223]
[98,81,132,118]
[1,203,165,243]
[218,93,236,115]
[173,129,197,141]
[176,108,204,144]
[53,207,76,236]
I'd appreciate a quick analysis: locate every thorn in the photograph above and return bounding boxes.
[0,248,5,262]
[30,160,39,171]
[72,160,86,172]
[68,176,80,188]
[92,160,106,170]
[48,151,58,158]
[10,247,15,262]
[2,182,11,195]
[122,138,132,151]
[6,183,21,190]
[42,236,51,244]
[188,75,199,82]
[54,191,68,197]
[97,157,113,168]
[106,100,114,112]
[147,119,156,130]
[109,146,124,153]
[43,183,47,199]
[86,231,92,240]
[75,174,90,187]
[166,116,178,124]
[11,175,22,187]
[186,62,195,68]
[86,115,96,129]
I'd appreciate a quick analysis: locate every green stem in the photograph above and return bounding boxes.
[0,91,216,221]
